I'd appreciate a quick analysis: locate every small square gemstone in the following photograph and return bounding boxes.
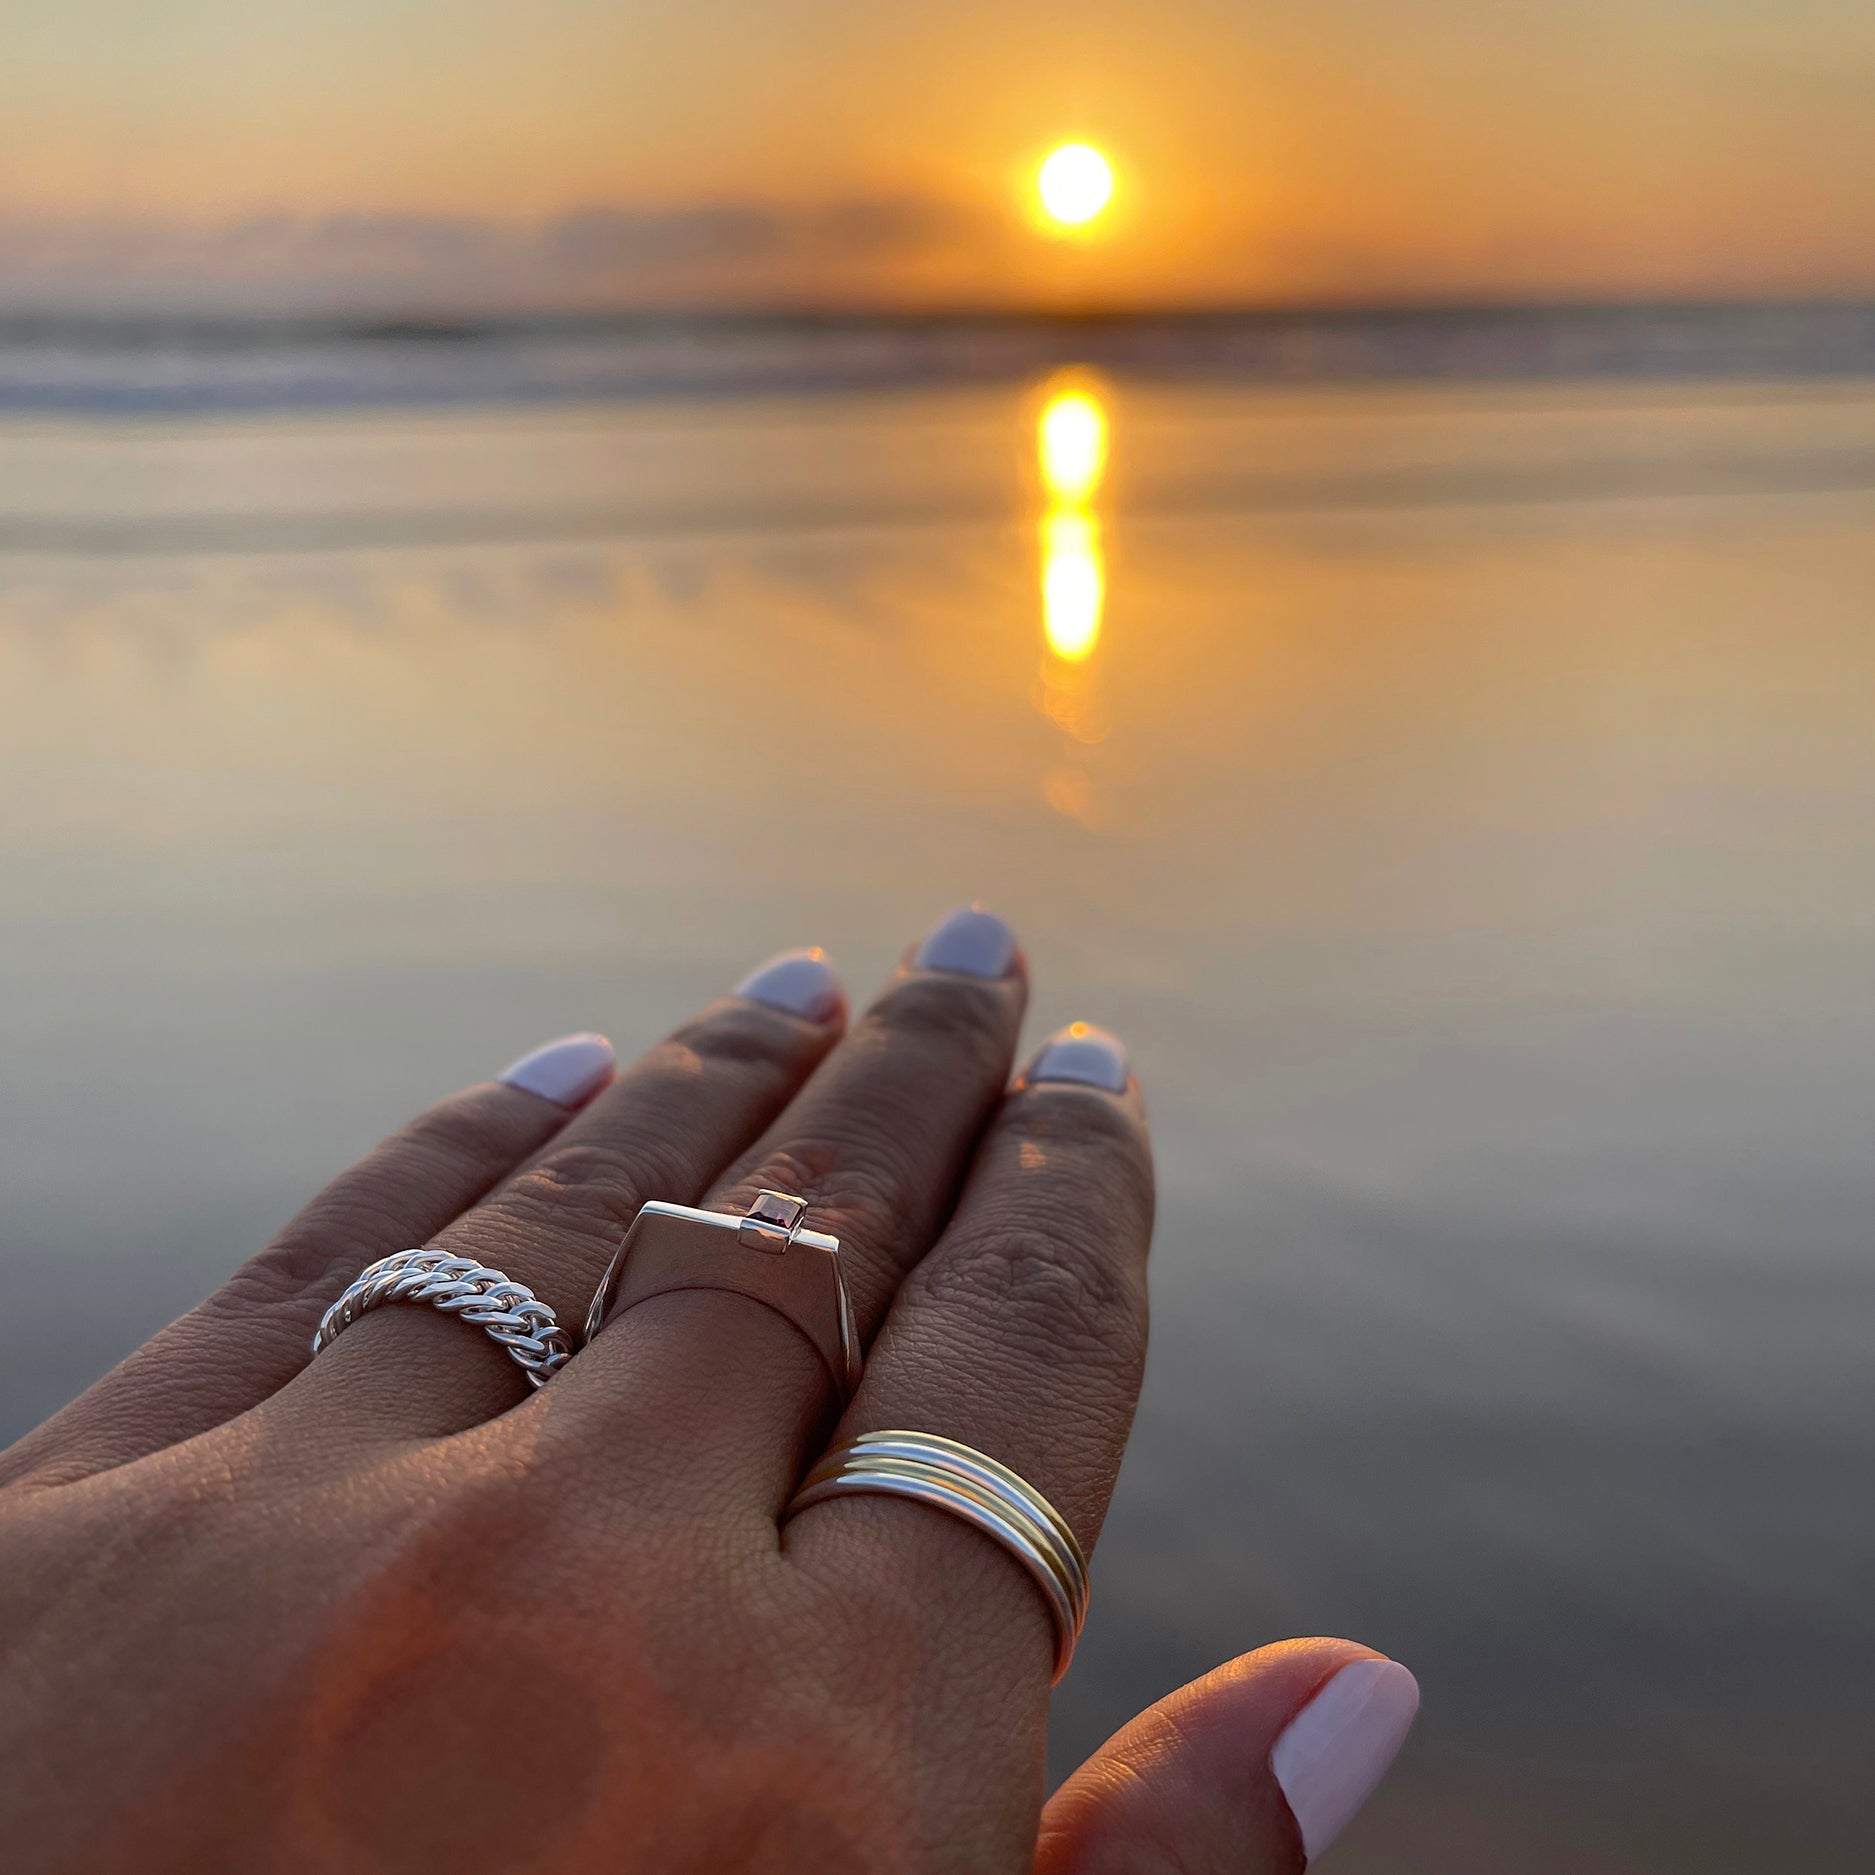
[749,1190,806,1232]
[740,1188,806,1251]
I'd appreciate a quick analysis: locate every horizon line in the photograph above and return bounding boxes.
[5,291,1875,336]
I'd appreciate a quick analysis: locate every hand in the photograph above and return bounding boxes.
[0,908,1415,1872]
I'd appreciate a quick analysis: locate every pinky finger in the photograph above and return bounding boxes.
[0,1033,614,1491]
[1034,1639,1419,1874]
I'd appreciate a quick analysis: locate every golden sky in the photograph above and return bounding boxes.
[6,0,1875,308]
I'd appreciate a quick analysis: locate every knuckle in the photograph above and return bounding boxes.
[398,1087,528,1175]
[1010,1081,1146,1159]
[241,1194,411,1311]
[669,1001,814,1075]
[229,1229,363,1317]
[231,1089,533,1306]
[734,1129,914,1247]
[915,1211,1148,1370]
[864,972,1011,1066]
[503,1137,649,1231]
[1001,1093,1154,1214]
[1005,1102,1147,1222]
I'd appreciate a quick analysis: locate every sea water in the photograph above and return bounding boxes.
[3,339,1873,1870]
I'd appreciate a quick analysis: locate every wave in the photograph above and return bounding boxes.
[3,301,1873,417]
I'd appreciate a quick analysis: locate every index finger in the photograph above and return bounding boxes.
[784,1020,1152,1684]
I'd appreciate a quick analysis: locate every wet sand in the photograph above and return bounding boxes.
[3,375,1873,1868]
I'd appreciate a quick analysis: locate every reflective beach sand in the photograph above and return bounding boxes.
[3,376,1873,1869]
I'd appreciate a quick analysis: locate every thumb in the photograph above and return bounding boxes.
[1034,1638,1419,1873]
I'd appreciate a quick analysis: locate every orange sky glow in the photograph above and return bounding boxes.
[5,0,1875,310]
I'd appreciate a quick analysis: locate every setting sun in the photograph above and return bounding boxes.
[1037,144,1114,228]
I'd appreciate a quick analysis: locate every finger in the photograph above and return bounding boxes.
[284,950,846,1442]
[557,905,1027,1504]
[786,1022,1151,1687]
[0,1033,615,1491]
[1035,1640,1420,1874]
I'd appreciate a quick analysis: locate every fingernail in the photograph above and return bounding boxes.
[1024,1021,1130,1093]
[737,947,844,1022]
[914,904,1017,979]
[497,1032,615,1110]
[1270,1658,1420,1865]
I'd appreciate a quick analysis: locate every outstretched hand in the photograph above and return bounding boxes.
[0,909,1414,1871]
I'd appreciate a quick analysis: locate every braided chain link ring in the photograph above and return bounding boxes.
[312,1249,572,1389]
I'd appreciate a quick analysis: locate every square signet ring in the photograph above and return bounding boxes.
[581,1190,861,1403]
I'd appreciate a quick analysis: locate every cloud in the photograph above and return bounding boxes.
[0,196,999,315]
[540,205,786,272]
[540,197,974,273]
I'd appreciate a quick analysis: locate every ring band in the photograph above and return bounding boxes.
[312,1249,572,1389]
[584,1191,861,1402]
[786,1431,1090,1681]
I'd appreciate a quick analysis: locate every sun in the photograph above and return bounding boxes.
[1037,144,1113,228]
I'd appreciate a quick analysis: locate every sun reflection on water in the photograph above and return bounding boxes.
[1037,380,1107,665]
[1038,388,1108,504]
[1034,377,1111,823]
[1040,510,1103,662]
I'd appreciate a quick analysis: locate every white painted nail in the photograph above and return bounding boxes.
[1270,1658,1419,1864]
[497,1032,615,1109]
[915,904,1018,979]
[1024,1021,1129,1093]
[736,947,844,1022]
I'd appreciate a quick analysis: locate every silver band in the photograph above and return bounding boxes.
[312,1249,572,1389]
[787,1431,1090,1681]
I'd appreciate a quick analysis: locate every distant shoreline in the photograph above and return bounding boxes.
[4,298,1872,417]
[6,293,1874,341]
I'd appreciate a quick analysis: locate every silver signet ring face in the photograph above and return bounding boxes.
[582,1192,861,1403]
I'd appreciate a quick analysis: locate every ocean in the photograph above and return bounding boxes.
[3,303,1873,1868]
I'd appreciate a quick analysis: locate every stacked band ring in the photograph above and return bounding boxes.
[787,1430,1091,1681]
[311,1248,571,1388]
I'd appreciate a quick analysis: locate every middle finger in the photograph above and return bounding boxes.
[559,906,1027,1508]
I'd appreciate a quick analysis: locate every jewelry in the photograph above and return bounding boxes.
[786,1430,1090,1681]
[311,1249,571,1388]
[583,1190,860,1402]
